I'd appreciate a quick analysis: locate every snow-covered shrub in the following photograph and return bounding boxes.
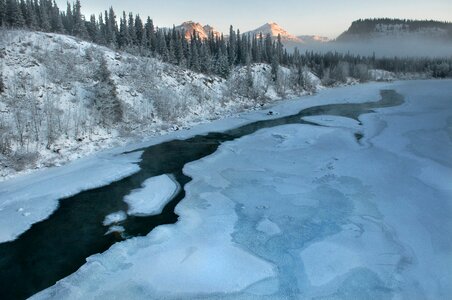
[152,88,186,122]
[275,67,291,97]
[331,61,351,83]
[6,151,39,171]
[353,64,370,82]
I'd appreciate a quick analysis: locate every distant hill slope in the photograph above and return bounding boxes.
[337,18,452,41]
[298,35,330,44]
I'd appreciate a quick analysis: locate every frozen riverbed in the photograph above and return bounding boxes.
[30,80,452,299]
[0,82,392,245]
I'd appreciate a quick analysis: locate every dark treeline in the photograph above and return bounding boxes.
[1,0,452,80]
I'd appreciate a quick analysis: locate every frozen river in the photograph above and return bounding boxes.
[0,80,451,299]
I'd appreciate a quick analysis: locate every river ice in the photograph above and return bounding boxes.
[0,151,142,243]
[29,80,452,299]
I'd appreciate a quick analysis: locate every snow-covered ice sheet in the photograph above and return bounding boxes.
[0,151,142,243]
[32,190,276,299]
[31,80,452,299]
[125,175,180,216]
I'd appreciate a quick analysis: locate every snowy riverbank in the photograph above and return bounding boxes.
[0,30,322,180]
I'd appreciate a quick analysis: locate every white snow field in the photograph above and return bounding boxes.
[125,175,180,216]
[30,80,452,299]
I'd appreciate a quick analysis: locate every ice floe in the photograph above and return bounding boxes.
[103,211,127,226]
[124,175,180,216]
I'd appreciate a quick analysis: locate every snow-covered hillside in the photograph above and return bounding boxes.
[0,29,320,180]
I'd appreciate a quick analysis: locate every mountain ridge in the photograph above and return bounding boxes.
[337,18,452,41]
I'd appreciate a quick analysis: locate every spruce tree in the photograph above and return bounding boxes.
[175,32,184,66]
[96,13,106,45]
[216,48,230,78]
[144,17,155,52]
[24,0,38,29]
[127,12,136,45]
[190,37,200,71]
[228,25,236,66]
[38,0,50,31]
[86,14,98,42]
[106,7,117,47]
[276,34,283,62]
[6,0,25,27]
[134,14,143,46]
[251,34,258,62]
[118,11,130,48]
[199,42,209,72]
[95,55,123,126]
[72,0,87,38]
[63,1,73,33]
[264,33,273,64]
[236,29,242,65]
[259,33,265,62]
[19,0,26,25]
[155,29,168,60]
[0,0,5,26]
[140,25,148,54]
[168,34,176,64]
[50,1,63,33]
[32,0,38,25]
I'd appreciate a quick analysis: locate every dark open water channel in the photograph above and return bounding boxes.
[0,90,403,299]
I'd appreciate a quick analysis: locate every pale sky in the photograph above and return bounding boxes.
[55,0,452,38]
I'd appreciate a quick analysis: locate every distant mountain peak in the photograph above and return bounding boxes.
[175,21,220,40]
[245,22,302,42]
